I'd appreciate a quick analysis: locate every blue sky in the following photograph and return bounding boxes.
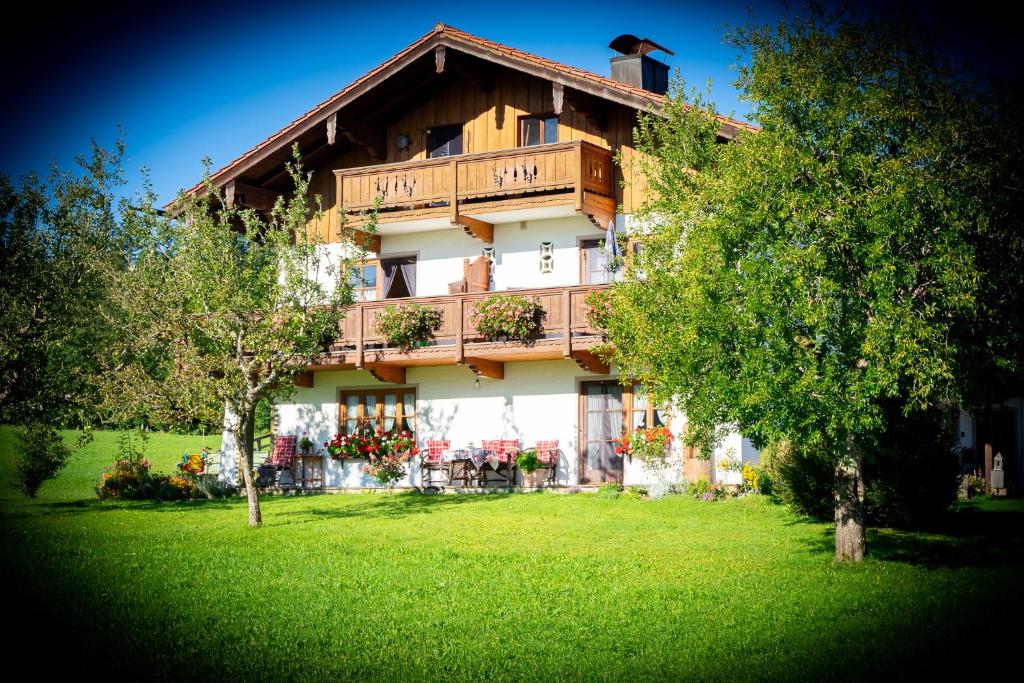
[0,0,1013,206]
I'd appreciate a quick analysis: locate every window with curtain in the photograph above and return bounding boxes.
[348,261,379,301]
[339,388,417,435]
[629,384,668,430]
[520,115,558,146]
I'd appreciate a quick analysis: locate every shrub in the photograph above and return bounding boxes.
[688,478,727,501]
[15,422,72,497]
[595,481,623,498]
[622,485,648,500]
[962,473,990,499]
[471,295,545,342]
[193,473,235,499]
[375,304,444,352]
[515,448,540,474]
[763,404,962,526]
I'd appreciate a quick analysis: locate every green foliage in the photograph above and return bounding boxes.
[0,142,130,429]
[15,422,73,497]
[374,303,443,352]
[515,448,540,474]
[761,440,836,519]
[470,294,545,342]
[764,405,962,525]
[595,481,623,498]
[962,473,990,499]
[608,5,1024,552]
[254,397,272,435]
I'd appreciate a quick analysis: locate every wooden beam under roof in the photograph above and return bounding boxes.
[224,180,279,211]
[366,363,406,384]
[463,357,504,380]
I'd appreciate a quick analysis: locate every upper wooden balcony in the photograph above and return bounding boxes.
[334,141,617,242]
[303,284,612,385]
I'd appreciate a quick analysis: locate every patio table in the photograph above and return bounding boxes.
[441,448,498,486]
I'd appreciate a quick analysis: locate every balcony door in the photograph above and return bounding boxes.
[380,256,416,299]
[580,380,624,484]
[580,239,611,285]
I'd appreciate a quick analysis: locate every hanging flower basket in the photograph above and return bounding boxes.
[470,294,545,343]
[375,304,444,352]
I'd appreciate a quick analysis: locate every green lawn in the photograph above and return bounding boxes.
[2,427,1022,680]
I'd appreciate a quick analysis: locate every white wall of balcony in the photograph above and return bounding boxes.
[375,215,608,297]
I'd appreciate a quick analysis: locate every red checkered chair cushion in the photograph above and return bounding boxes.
[499,439,520,463]
[535,440,559,465]
[481,439,501,455]
[270,435,297,467]
[425,440,449,463]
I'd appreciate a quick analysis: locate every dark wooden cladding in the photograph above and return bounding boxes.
[334,141,613,227]
[335,284,610,352]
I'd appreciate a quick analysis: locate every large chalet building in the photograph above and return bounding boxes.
[202,24,761,490]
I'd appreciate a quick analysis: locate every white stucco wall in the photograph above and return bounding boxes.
[272,360,593,489]
[363,214,608,296]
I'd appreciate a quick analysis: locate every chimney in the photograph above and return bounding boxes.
[608,34,673,95]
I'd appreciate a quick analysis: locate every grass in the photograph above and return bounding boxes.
[2,426,1022,681]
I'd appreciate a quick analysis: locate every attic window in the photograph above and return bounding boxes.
[520,115,558,147]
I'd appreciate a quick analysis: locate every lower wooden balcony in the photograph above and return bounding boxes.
[334,141,617,242]
[300,284,612,384]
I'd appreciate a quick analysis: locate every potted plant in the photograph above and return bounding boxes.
[374,304,444,352]
[471,294,545,343]
[516,448,542,487]
[324,433,362,460]
[299,432,314,454]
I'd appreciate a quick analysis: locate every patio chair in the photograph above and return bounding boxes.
[422,440,449,488]
[481,439,519,487]
[535,440,559,486]
[268,435,297,488]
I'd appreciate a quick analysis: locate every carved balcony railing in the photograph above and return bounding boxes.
[334,141,616,236]
[306,284,613,381]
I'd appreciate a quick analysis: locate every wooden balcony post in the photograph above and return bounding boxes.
[356,305,364,368]
[573,142,584,212]
[335,172,344,238]
[562,288,572,358]
[455,296,465,363]
[450,158,459,223]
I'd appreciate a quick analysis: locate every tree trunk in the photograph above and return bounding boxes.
[834,435,866,562]
[237,406,262,528]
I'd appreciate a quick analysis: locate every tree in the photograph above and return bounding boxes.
[608,5,1023,561]
[102,147,362,527]
[1,142,131,494]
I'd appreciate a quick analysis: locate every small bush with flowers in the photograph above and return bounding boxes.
[375,304,444,352]
[613,426,674,469]
[97,454,152,500]
[362,430,420,488]
[582,288,613,331]
[688,477,729,501]
[471,294,545,343]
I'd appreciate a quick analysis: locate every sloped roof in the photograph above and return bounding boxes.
[178,23,757,201]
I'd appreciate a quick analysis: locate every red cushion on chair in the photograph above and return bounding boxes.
[535,440,559,465]
[425,440,449,463]
[499,439,520,463]
[481,440,501,454]
[271,436,297,467]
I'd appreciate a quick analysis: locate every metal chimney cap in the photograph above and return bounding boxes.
[608,34,674,57]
